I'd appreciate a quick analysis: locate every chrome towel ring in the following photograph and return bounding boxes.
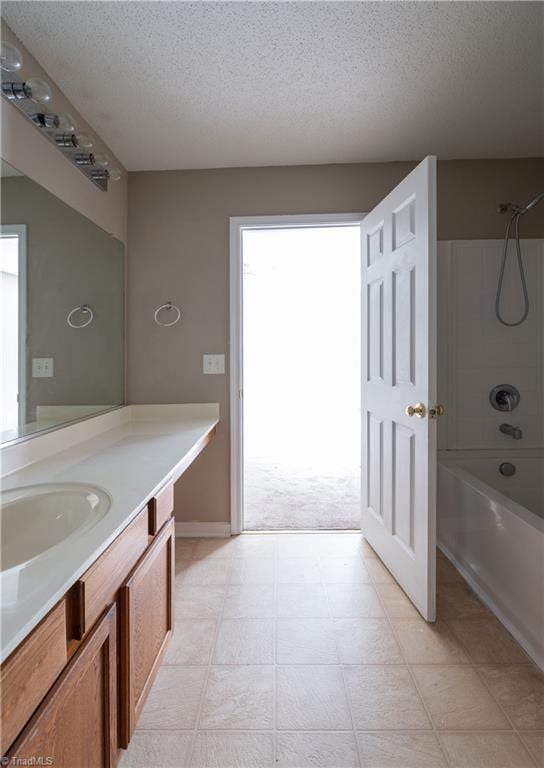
[154,301,181,327]
[67,304,94,329]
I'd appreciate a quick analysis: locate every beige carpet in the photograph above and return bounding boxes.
[244,457,361,530]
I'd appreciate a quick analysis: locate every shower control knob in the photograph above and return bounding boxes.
[489,384,520,412]
[405,403,426,418]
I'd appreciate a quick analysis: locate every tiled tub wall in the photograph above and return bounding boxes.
[438,239,544,450]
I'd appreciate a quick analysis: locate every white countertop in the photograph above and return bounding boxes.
[0,404,219,662]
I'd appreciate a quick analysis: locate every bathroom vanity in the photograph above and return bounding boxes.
[0,404,219,765]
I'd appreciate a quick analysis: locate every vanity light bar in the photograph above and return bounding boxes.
[55,133,93,149]
[75,153,95,166]
[1,81,27,99]
[32,113,60,129]
[1,77,52,104]
[1,41,120,191]
[91,169,109,180]
[91,168,122,181]
[55,133,79,148]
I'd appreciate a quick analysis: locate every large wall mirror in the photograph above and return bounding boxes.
[0,158,124,444]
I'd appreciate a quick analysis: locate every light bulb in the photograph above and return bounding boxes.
[23,78,52,105]
[92,153,109,168]
[107,168,122,181]
[57,114,77,133]
[1,41,23,72]
[75,133,93,149]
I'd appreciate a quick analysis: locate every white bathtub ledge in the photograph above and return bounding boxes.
[438,458,544,671]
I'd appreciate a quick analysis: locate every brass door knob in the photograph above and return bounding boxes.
[429,404,446,419]
[405,403,426,418]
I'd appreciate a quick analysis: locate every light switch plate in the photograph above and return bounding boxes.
[203,354,225,375]
[32,358,54,377]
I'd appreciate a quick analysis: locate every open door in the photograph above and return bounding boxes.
[361,156,438,621]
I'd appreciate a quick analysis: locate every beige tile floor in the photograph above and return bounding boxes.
[119,533,543,768]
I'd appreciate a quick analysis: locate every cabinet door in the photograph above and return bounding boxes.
[147,479,174,534]
[119,517,175,746]
[7,604,117,768]
[1,601,67,754]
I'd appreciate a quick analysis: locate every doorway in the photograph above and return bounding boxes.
[231,156,437,619]
[230,215,362,532]
[0,224,26,437]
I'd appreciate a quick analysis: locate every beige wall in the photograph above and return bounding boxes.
[1,22,127,244]
[127,158,544,525]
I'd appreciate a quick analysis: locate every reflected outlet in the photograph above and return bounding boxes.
[32,358,54,377]
[203,354,225,374]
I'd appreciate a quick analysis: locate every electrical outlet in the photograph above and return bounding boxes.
[203,354,225,375]
[32,358,54,378]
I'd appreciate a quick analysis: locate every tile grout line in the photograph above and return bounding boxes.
[374,555,540,768]
[439,608,539,765]
[170,538,203,763]
[431,566,539,766]
[471,663,539,768]
[322,559,365,768]
[184,543,233,764]
[366,555,454,768]
[159,537,540,767]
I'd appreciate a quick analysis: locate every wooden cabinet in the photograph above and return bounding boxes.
[148,480,174,535]
[74,507,150,638]
[2,480,180,761]
[119,517,175,747]
[7,604,118,768]
[0,601,68,754]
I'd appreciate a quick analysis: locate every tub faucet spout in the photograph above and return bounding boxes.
[500,423,523,440]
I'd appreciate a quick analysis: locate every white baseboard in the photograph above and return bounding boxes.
[175,522,231,538]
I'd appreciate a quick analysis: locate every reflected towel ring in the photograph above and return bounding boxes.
[67,304,94,329]
[154,301,181,327]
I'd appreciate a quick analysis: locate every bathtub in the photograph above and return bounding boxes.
[438,449,544,670]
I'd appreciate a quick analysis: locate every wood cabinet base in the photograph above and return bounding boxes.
[1,469,189,760]
[119,517,175,747]
[7,604,118,768]
[0,601,67,754]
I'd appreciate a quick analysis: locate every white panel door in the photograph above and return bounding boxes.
[361,156,437,621]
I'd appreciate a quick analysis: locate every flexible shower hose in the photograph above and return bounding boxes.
[495,212,529,327]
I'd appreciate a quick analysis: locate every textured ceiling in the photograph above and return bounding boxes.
[2,2,543,171]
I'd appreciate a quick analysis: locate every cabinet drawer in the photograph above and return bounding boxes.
[119,517,175,746]
[75,507,149,637]
[7,604,117,768]
[148,480,174,535]
[1,601,67,754]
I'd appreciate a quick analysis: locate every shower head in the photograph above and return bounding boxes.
[501,192,544,217]
[519,191,544,214]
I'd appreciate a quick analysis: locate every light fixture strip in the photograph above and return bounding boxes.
[1,42,121,192]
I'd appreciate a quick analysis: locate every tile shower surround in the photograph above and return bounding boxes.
[438,239,544,451]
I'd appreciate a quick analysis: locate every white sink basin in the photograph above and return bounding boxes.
[1,483,110,573]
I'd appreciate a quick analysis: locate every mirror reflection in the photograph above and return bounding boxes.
[0,159,124,443]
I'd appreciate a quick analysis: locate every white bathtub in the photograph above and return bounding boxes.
[438,449,544,670]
